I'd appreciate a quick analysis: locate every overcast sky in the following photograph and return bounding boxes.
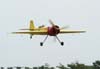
[0,0,100,67]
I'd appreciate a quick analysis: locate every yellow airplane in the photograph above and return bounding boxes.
[12,19,86,46]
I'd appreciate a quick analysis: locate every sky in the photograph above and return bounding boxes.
[0,0,100,67]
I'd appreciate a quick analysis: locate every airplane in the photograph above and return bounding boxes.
[12,19,86,46]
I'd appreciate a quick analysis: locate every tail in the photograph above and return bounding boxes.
[19,20,35,31]
[29,20,35,31]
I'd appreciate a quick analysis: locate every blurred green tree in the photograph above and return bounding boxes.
[56,63,69,69]
[93,60,100,69]
[68,62,86,69]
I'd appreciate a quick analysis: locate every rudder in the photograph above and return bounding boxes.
[30,20,35,31]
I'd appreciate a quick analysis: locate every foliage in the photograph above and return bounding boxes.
[2,60,100,69]
[93,60,100,69]
[68,62,86,69]
[56,63,69,69]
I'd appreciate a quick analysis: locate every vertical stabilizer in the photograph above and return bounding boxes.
[30,20,35,31]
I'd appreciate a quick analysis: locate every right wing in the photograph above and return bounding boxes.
[60,30,86,34]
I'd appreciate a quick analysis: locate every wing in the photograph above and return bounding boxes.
[60,30,86,34]
[12,30,48,35]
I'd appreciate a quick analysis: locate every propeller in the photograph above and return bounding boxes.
[53,36,57,42]
[49,19,69,30]
[49,19,55,26]
[49,19,60,30]
[60,25,69,30]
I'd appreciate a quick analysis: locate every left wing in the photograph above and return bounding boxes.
[60,30,86,34]
[12,31,48,35]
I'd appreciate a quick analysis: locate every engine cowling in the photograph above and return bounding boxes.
[48,25,60,36]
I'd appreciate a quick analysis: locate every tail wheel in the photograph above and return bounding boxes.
[30,34,33,39]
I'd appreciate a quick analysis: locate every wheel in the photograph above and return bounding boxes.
[61,42,64,46]
[40,42,43,46]
[30,35,32,39]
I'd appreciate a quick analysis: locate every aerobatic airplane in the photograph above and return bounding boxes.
[12,19,86,46]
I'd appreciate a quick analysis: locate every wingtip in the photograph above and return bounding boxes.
[82,30,86,33]
[12,32,16,34]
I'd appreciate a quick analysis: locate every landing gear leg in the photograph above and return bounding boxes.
[40,35,48,46]
[55,36,64,46]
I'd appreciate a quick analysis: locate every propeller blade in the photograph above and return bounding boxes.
[52,36,57,42]
[53,37,56,42]
[60,26,69,30]
[49,19,55,26]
